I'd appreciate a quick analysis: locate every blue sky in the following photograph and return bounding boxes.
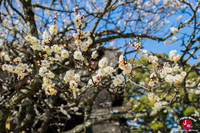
[31,0,200,65]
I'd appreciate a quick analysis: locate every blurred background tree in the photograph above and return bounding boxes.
[0,0,199,132]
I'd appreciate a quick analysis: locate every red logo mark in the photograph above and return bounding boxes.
[182,119,192,129]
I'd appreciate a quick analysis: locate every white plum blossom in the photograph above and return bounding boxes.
[164,67,173,74]
[172,36,177,41]
[51,45,62,54]
[96,68,105,75]
[98,57,108,68]
[69,80,78,89]
[74,73,80,82]
[61,49,69,59]
[150,73,157,79]
[87,37,93,45]
[173,74,183,84]
[25,35,32,41]
[49,25,58,35]
[113,74,124,86]
[39,67,48,77]
[169,50,177,60]
[2,64,7,71]
[47,71,55,79]
[148,81,155,87]
[91,51,98,59]
[123,63,132,74]
[75,40,82,46]
[73,14,81,26]
[41,60,50,68]
[80,43,88,52]
[154,101,168,110]
[172,54,181,63]
[181,71,186,77]
[64,70,75,83]
[148,55,158,62]
[5,55,10,61]
[119,55,124,62]
[170,27,178,34]
[7,65,14,72]
[148,93,160,102]
[30,36,40,45]
[160,71,167,78]
[165,74,174,83]
[42,30,50,43]
[173,65,179,72]
[74,51,84,60]
[104,66,115,75]
[13,57,21,63]
[164,40,172,44]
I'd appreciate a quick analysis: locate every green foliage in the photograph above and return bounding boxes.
[183,106,196,115]
[150,121,164,129]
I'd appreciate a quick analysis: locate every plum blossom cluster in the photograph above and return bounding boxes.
[161,50,185,84]
[25,24,71,95]
[147,50,186,87]
[1,56,32,80]
[118,55,132,74]
[148,93,168,110]
[148,93,160,103]
[154,101,168,110]
[39,67,56,95]
[88,57,113,84]
[25,25,57,50]
[129,40,147,54]
[26,27,70,62]
[73,35,93,61]
[25,35,42,51]
[168,50,180,63]
[147,54,159,67]
[88,57,125,87]
[73,13,93,60]
[64,70,80,89]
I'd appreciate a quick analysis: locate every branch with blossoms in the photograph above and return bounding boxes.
[0,0,199,132]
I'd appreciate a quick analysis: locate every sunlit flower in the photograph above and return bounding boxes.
[49,25,58,35]
[7,65,14,72]
[165,74,174,83]
[80,43,88,52]
[42,30,50,43]
[69,80,78,89]
[97,68,105,75]
[98,57,108,68]
[172,54,181,62]
[2,64,7,71]
[148,81,155,87]
[74,51,84,60]
[113,74,124,86]
[170,27,178,34]
[104,66,115,75]
[169,50,177,61]
[164,40,172,44]
[61,49,69,59]
[75,40,82,46]
[5,55,10,61]
[123,63,132,74]
[74,73,80,82]
[41,60,50,67]
[173,65,179,72]
[172,36,177,41]
[47,71,55,79]
[91,50,98,59]
[160,71,167,78]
